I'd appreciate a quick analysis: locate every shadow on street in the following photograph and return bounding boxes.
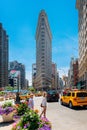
[0,121,14,127]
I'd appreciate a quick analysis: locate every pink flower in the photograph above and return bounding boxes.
[13,122,17,129]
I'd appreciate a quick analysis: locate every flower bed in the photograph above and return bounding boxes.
[38,117,52,130]
[13,103,28,122]
[12,109,51,130]
[15,102,28,116]
[12,101,52,130]
[0,101,15,122]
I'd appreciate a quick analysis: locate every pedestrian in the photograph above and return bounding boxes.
[15,92,20,104]
[40,91,47,118]
[28,93,34,110]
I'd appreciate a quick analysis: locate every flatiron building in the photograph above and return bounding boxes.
[35,10,52,90]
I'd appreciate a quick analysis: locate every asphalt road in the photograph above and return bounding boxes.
[0,97,87,130]
[47,100,87,130]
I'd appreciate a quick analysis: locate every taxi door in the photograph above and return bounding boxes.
[64,92,71,104]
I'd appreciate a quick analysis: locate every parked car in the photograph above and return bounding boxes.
[60,89,87,108]
[47,90,59,102]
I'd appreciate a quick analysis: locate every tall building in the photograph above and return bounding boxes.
[0,23,9,89]
[68,57,74,88]
[68,57,75,88]
[76,0,87,88]
[9,61,25,89]
[68,57,79,88]
[62,75,68,88]
[52,63,58,89]
[25,79,29,89]
[57,72,60,90]
[59,77,64,92]
[32,63,58,90]
[73,59,79,86]
[32,63,36,88]
[35,10,52,90]
[9,70,21,91]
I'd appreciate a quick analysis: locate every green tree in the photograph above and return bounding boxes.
[5,86,14,91]
[28,86,36,93]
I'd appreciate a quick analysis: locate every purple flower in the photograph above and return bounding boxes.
[27,122,30,127]
[0,106,14,115]
[0,107,3,115]
[13,115,21,122]
[17,126,20,129]
[38,125,51,130]
[24,124,27,129]
[40,117,49,122]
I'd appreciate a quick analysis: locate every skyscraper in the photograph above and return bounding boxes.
[76,0,87,88]
[35,10,52,90]
[9,61,25,89]
[0,23,8,89]
[32,63,36,88]
[52,63,58,89]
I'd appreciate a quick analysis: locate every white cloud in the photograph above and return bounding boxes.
[57,67,69,78]
[26,70,32,86]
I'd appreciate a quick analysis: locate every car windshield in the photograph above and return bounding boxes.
[77,92,87,97]
[48,90,57,94]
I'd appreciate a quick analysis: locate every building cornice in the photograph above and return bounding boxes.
[76,0,87,9]
[76,0,80,9]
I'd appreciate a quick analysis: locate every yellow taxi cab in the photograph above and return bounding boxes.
[19,95,27,100]
[60,89,87,108]
[19,93,30,100]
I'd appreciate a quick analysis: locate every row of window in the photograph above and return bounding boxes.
[66,92,87,97]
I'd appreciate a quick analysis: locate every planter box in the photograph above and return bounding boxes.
[2,112,14,122]
[13,115,21,122]
[0,97,4,101]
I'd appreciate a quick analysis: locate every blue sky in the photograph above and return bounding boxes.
[0,0,78,84]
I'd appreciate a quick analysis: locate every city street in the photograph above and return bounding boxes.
[0,0,87,130]
[0,97,87,130]
[47,100,87,130]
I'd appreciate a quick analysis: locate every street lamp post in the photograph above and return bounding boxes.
[15,71,21,104]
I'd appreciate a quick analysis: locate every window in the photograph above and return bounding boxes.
[41,18,44,21]
[67,93,71,96]
[42,42,44,44]
[42,45,44,48]
[42,53,44,55]
[41,23,44,26]
[41,26,44,29]
[41,56,44,58]
[41,34,44,37]
[41,60,44,62]
[42,70,45,73]
[42,49,44,51]
[77,92,87,97]
[41,38,44,41]
[41,31,44,34]
[42,74,45,77]
[72,93,75,97]
[42,63,45,66]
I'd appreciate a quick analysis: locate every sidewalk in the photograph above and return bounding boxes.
[0,118,13,130]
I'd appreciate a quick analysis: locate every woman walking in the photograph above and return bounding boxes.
[28,93,34,110]
[40,92,47,117]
